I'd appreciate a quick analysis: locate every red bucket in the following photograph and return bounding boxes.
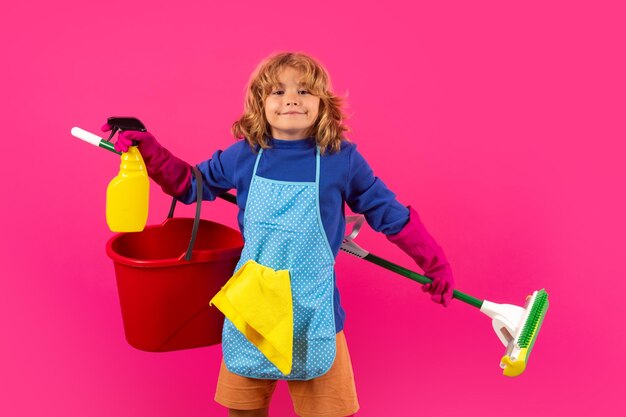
[105,167,243,352]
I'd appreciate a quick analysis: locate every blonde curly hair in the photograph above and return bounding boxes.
[232,52,349,154]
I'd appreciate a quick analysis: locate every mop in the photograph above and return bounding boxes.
[341,215,549,377]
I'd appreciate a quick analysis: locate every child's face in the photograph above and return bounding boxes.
[264,66,320,140]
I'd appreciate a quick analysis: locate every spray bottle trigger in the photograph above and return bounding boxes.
[105,116,147,146]
[105,126,119,142]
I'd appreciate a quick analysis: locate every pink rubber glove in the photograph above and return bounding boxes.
[102,124,192,197]
[386,206,455,306]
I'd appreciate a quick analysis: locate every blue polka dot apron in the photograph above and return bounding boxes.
[222,147,337,380]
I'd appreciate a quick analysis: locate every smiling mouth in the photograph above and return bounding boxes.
[280,112,306,115]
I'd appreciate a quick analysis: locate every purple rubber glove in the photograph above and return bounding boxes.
[386,206,455,306]
[102,124,192,197]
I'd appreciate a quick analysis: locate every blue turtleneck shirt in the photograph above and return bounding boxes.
[180,137,410,332]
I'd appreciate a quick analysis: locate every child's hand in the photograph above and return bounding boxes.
[386,206,455,307]
[421,267,454,307]
[101,124,156,153]
[100,124,192,197]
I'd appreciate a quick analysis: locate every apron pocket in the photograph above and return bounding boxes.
[210,259,293,375]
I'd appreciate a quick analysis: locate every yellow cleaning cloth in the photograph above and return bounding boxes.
[210,260,293,375]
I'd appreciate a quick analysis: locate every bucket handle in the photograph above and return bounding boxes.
[167,166,203,262]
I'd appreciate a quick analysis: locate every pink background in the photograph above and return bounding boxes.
[2,0,625,416]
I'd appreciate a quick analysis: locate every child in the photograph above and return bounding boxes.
[107,52,454,417]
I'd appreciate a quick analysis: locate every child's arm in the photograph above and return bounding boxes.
[345,145,454,306]
[177,148,238,204]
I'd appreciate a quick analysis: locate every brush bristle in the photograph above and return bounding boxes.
[517,289,549,351]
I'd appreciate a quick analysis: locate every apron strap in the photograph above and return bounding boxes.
[252,148,263,177]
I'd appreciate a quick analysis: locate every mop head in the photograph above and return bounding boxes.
[481,289,549,377]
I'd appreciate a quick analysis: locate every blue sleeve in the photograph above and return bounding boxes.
[178,142,241,204]
[345,145,409,235]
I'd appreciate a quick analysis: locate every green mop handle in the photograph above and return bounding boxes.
[363,252,484,309]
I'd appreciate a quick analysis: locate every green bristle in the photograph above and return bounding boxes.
[517,289,549,350]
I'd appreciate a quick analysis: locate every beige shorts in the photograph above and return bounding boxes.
[215,330,359,417]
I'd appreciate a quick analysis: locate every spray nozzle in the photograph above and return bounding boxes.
[105,117,147,146]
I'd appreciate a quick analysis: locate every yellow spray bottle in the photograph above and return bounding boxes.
[106,145,149,232]
[71,117,150,232]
